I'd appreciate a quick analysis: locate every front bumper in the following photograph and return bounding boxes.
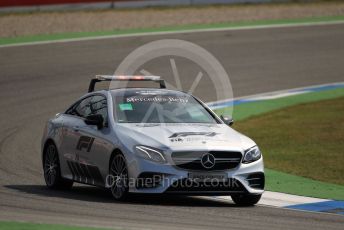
[127,156,264,195]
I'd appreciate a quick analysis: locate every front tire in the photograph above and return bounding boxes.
[231,194,262,206]
[109,153,129,201]
[43,143,73,189]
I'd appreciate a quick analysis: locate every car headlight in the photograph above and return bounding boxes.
[135,146,166,163]
[242,146,262,164]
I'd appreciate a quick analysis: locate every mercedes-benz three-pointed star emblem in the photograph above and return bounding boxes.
[201,153,216,169]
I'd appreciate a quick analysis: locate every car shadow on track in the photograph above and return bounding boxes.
[5,185,238,207]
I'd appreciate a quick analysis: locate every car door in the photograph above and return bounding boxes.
[75,94,112,186]
[60,96,92,181]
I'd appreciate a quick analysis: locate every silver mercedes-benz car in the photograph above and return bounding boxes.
[42,75,264,206]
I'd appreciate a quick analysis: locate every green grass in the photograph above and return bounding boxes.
[235,95,344,185]
[0,221,108,230]
[266,169,344,200]
[0,15,343,46]
[226,90,344,200]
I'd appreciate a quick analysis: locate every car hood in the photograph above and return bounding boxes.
[115,123,256,152]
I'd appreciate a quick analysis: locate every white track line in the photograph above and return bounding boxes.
[213,192,328,207]
[206,194,344,217]
[234,81,344,100]
[206,81,344,109]
[1,20,344,48]
[260,192,329,207]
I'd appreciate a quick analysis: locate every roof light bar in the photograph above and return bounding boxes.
[95,75,161,81]
[88,75,166,92]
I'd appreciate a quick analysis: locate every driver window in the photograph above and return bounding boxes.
[90,95,108,127]
[68,97,92,118]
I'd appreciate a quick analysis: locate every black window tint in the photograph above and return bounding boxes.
[73,97,92,118]
[90,95,108,126]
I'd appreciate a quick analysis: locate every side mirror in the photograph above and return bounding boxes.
[85,114,104,129]
[220,115,234,126]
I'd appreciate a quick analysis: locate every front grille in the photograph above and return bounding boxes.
[246,173,265,190]
[171,151,242,171]
[166,178,246,194]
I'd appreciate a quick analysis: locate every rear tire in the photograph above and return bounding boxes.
[231,194,262,206]
[43,143,73,189]
[109,153,129,201]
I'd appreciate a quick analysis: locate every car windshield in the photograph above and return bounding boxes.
[113,90,219,124]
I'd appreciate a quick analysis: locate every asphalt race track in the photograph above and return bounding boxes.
[0,23,344,229]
